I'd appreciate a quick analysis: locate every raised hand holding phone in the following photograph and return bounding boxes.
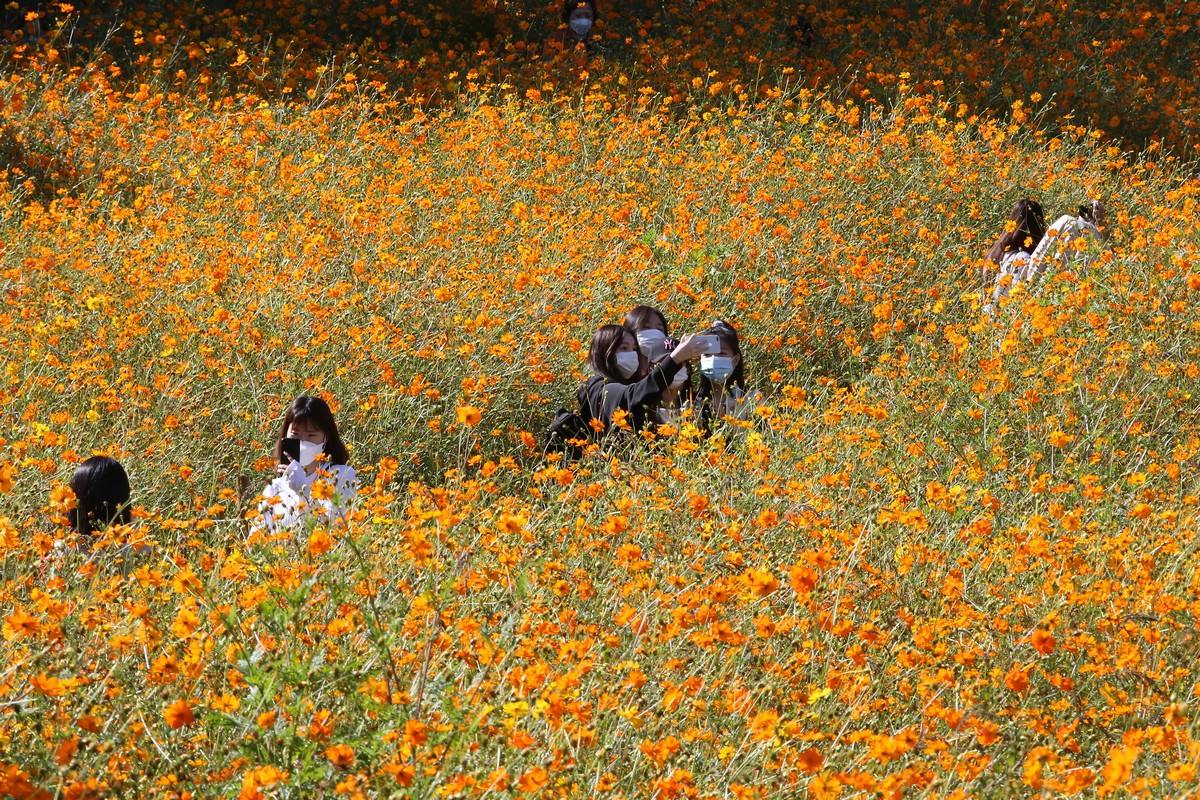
[277,437,301,475]
[671,333,715,363]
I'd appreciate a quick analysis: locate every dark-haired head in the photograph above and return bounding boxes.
[274,395,349,466]
[1076,199,1106,227]
[69,456,131,536]
[697,319,746,398]
[986,198,1046,265]
[561,0,597,23]
[588,324,645,382]
[622,305,670,337]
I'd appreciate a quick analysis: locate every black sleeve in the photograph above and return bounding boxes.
[596,359,682,427]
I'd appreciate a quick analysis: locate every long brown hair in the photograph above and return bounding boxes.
[588,324,646,382]
[986,199,1046,265]
[274,396,350,465]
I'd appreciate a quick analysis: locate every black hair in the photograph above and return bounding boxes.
[69,456,132,536]
[696,320,747,401]
[274,396,350,466]
[622,305,670,337]
[588,324,646,382]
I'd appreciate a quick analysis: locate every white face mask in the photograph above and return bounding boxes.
[636,329,668,362]
[700,355,735,384]
[614,351,640,379]
[670,366,688,388]
[568,16,593,36]
[298,439,325,467]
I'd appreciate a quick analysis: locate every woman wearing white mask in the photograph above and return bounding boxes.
[257,395,357,533]
[578,323,708,438]
[623,305,692,422]
[545,0,600,55]
[696,320,758,432]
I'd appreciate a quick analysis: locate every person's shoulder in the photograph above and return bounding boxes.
[326,464,357,481]
[583,374,611,392]
[1047,214,1076,233]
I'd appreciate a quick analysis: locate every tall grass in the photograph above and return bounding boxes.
[2,17,1200,800]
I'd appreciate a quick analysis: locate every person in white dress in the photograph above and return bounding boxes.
[257,396,357,534]
[1027,199,1108,273]
[983,198,1046,314]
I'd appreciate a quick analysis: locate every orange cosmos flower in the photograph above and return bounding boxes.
[324,744,355,768]
[1101,745,1138,790]
[516,766,549,792]
[1031,629,1056,655]
[308,529,333,556]
[164,698,195,729]
[796,748,824,774]
[1004,665,1030,694]
[2,609,39,640]
[30,673,69,698]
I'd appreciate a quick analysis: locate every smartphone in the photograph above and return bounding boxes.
[280,437,301,464]
[696,335,721,354]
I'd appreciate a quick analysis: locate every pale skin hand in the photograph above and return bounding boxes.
[670,334,710,364]
[275,419,327,476]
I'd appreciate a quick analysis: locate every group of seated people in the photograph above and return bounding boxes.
[57,187,1118,554]
[57,309,760,552]
[584,307,760,436]
[55,395,360,562]
[983,197,1110,314]
[54,193,1120,554]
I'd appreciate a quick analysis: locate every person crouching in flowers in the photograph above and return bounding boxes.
[46,456,145,576]
[579,323,709,439]
[983,198,1046,314]
[257,395,356,533]
[695,320,761,433]
[623,305,691,426]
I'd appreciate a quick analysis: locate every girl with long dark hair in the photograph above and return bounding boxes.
[623,305,692,424]
[986,199,1047,267]
[257,395,357,532]
[578,323,709,438]
[985,198,1047,313]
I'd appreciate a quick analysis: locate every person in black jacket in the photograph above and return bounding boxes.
[623,305,692,425]
[578,323,709,437]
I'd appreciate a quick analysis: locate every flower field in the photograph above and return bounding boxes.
[2,1,1200,797]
